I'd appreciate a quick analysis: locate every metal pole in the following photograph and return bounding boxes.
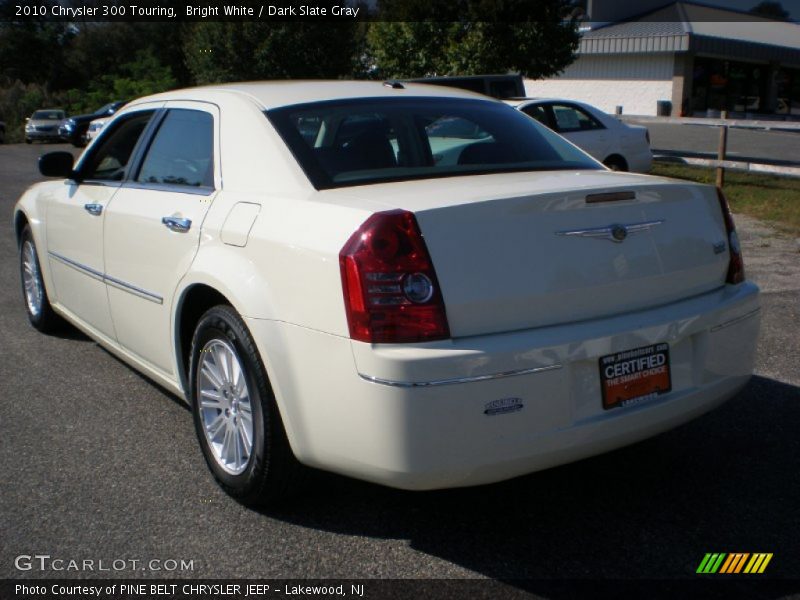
[716,110,728,188]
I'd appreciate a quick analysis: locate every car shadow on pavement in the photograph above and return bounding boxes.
[267,375,800,585]
[90,343,192,413]
[46,321,92,342]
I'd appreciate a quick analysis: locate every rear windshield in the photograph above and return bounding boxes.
[266,97,601,189]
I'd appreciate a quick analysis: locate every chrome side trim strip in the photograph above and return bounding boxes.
[104,274,163,304]
[710,308,760,332]
[122,181,215,197]
[48,250,104,283]
[48,251,163,305]
[358,363,563,388]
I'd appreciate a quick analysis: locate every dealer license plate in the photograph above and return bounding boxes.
[599,343,672,410]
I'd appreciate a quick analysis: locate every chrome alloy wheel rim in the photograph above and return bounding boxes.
[197,339,254,475]
[22,241,43,318]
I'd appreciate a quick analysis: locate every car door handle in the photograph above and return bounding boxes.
[84,203,103,216]
[162,216,192,233]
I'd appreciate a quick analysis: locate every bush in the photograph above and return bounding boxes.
[0,81,64,143]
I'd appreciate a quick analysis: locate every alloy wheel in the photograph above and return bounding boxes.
[197,339,255,475]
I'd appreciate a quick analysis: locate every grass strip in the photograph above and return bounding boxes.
[651,162,800,235]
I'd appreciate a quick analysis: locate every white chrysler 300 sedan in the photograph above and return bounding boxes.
[15,82,760,506]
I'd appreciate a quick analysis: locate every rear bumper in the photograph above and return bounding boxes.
[247,282,759,490]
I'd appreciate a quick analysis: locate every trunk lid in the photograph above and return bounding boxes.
[321,171,730,338]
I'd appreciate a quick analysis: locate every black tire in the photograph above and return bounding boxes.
[603,156,628,172]
[189,305,300,507]
[25,138,32,144]
[19,225,61,333]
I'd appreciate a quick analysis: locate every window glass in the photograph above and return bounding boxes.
[488,80,521,99]
[32,110,64,120]
[791,69,800,116]
[423,115,493,166]
[551,104,604,133]
[267,98,600,189]
[81,111,153,181]
[425,116,490,139]
[521,104,549,126]
[136,109,214,188]
[294,115,324,145]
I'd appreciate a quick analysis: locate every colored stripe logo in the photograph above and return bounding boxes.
[697,553,773,574]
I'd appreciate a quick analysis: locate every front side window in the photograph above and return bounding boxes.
[136,109,214,188]
[80,111,153,181]
[550,104,604,133]
[267,97,600,189]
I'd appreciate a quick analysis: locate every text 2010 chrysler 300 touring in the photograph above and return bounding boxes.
[15,82,760,506]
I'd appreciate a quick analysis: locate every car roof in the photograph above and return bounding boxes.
[130,81,497,110]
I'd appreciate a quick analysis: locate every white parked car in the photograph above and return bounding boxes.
[85,117,109,142]
[15,82,759,506]
[505,98,653,173]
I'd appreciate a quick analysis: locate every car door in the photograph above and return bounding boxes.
[45,109,156,339]
[103,103,219,377]
[547,102,611,162]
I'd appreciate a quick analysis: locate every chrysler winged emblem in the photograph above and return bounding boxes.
[556,220,664,243]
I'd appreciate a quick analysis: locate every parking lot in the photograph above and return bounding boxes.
[1,143,798,588]
[632,120,800,167]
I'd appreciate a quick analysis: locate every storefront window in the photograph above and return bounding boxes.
[792,71,800,116]
[776,69,791,115]
[691,57,771,115]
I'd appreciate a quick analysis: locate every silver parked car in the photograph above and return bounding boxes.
[25,109,66,143]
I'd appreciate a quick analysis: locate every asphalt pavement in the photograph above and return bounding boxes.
[629,120,800,167]
[1,143,798,591]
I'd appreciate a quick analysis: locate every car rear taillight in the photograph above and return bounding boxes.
[339,210,450,343]
[716,187,745,284]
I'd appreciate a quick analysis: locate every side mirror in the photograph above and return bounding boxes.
[39,151,76,178]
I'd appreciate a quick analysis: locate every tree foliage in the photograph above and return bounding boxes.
[183,21,361,84]
[0,0,583,140]
[0,20,186,140]
[366,0,580,79]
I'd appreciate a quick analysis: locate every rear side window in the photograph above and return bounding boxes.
[136,109,214,188]
[550,104,604,133]
[267,97,600,189]
[81,111,154,181]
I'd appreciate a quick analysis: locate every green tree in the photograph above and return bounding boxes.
[78,49,177,110]
[61,23,190,93]
[749,1,790,20]
[0,21,75,88]
[366,0,580,79]
[183,21,361,84]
